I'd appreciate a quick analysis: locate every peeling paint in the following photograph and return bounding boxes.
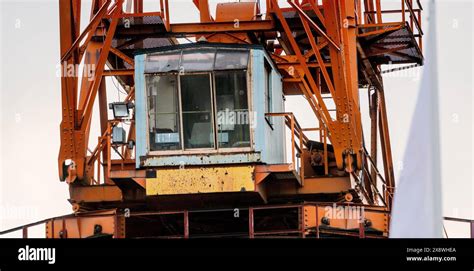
[142,152,262,167]
[146,165,255,196]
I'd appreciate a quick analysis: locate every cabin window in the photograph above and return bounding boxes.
[145,48,251,153]
[146,75,181,151]
[145,50,181,73]
[180,74,215,149]
[215,71,250,148]
[181,49,215,72]
[214,50,249,70]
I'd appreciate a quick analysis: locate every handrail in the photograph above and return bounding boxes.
[363,147,388,186]
[266,112,313,182]
[404,0,423,35]
[266,113,303,174]
[160,0,170,31]
[265,112,333,182]
[361,165,388,207]
[362,146,394,209]
[0,210,117,237]
[444,217,474,238]
[445,217,474,223]
[362,0,423,50]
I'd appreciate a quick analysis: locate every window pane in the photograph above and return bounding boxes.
[181,49,216,72]
[145,51,181,73]
[215,71,250,148]
[180,74,214,149]
[214,50,249,70]
[146,75,181,151]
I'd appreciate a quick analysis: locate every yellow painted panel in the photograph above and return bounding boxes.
[146,166,255,196]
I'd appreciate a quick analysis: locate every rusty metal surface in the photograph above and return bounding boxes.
[8,206,474,239]
[52,0,427,238]
[358,23,423,65]
[142,152,262,167]
[146,165,255,196]
[45,210,119,238]
[69,185,122,203]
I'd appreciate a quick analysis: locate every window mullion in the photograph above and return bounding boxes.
[178,74,185,151]
[211,72,218,150]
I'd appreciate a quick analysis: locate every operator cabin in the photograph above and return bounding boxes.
[133,43,286,197]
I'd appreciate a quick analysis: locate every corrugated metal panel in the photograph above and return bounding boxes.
[266,51,286,164]
[251,49,266,157]
[252,49,286,165]
[134,54,147,168]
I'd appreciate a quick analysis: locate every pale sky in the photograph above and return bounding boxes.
[0,0,472,238]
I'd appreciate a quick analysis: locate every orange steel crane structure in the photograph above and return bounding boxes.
[46,0,423,238]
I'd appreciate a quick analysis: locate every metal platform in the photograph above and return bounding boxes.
[358,22,423,65]
[0,203,390,239]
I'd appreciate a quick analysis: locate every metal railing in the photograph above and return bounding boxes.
[159,0,170,31]
[444,217,474,238]
[1,203,388,239]
[360,0,423,49]
[266,112,307,182]
[87,90,135,185]
[5,206,470,239]
[265,112,333,183]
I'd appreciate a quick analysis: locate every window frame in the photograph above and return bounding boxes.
[213,70,252,150]
[179,72,216,152]
[146,69,253,156]
[264,59,274,127]
[146,73,182,151]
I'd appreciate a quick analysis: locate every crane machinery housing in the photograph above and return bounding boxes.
[46,0,423,238]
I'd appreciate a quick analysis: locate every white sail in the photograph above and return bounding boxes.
[390,0,443,238]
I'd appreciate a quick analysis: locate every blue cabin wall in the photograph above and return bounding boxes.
[266,54,286,164]
[251,50,286,165]
[135,54,147,168]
